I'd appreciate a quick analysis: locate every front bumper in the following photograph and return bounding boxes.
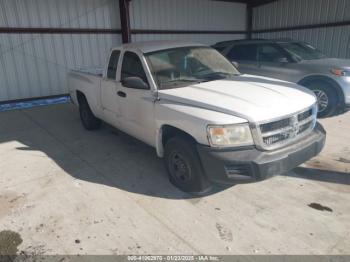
[196,123,326,184]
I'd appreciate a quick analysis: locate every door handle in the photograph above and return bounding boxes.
[117,91,127,98]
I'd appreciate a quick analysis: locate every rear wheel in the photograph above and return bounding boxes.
[164,136,211,194]
[79,99,101,130]
[305,81,338,118]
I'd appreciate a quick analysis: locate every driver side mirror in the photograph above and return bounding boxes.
[122,76,149,90]
[231,61,239,68]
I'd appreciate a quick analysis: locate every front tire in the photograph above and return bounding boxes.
[164,136,211,194]
[79,99,101,130]
[305,81,338,118]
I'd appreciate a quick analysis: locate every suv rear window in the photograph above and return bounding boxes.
[227,44,258,61]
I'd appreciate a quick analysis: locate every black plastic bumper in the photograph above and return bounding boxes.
[196,123,326,184]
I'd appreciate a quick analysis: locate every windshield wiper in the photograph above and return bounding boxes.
[201,72,240,80]
[159,78,207,89]
[162,78,204,84]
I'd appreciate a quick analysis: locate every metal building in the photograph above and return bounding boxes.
[0,0,121,103]
[252,0,350,59]
[0,0,246,103]
[0,0,349,103]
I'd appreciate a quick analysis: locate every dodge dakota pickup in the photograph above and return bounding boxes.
[68,41,326,194]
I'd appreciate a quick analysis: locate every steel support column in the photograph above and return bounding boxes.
[119,0,131,43]
[246,3,253,39]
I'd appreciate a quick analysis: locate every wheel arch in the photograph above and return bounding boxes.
[298,75,345,106]
[156,125,198,158]
[76,90,87,105]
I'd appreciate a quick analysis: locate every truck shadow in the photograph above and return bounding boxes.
[64,125,232,199]
[2,104,347,201]
[287,167,350,185]
[1,104,231,200]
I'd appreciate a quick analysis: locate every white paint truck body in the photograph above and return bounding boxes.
[68,41,326,193]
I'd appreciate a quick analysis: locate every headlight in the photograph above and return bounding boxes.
[207,124,254,147]
[331,69,350,77]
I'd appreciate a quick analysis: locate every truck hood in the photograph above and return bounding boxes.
[300,58,350,69]
[158,75,316,123]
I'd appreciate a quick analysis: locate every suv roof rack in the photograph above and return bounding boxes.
[213,38,298,47]
[213,38,269,46]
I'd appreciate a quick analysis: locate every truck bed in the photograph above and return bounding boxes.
[68,66,104,118]
[71,66,104,77]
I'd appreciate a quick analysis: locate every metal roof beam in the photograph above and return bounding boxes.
[212,0,279,8]
[250,0,279,7]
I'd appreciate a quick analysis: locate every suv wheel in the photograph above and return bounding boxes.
[79,99,101,130]
[306,81,338,118]
[164,136,211,194]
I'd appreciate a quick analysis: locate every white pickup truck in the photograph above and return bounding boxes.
[68,41,326,194]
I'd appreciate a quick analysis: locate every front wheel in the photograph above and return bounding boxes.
[306,81,338,118]
[164,136,211,194]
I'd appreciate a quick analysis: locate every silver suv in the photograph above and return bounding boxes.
[213,39,350,117]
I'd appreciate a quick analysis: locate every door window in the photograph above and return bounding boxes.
[227,44,258,61]
[107,50,120,80]
[121,52,148,86]
[258,44,287,62]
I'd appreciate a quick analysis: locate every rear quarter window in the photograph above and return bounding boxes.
[107,50,120,80]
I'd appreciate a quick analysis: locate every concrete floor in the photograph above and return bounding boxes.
[0,103,349,255]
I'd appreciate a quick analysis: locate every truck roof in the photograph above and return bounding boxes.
[120,40,206,54]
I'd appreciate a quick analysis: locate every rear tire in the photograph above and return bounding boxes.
[164,136,211,194]
[79,99,101,130]
[305,81,338,118]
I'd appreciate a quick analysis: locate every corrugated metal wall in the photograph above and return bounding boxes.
[130,0,246,44]
[1,0,247,102]
[252,0,350,58]
[0,0,121,102]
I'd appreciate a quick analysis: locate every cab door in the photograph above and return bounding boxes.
[100,50,122,125]
[116,51,156,146]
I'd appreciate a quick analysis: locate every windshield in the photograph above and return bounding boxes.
[280,42,327,61]
[145,46,240,89]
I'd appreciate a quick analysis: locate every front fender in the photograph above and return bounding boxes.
[155,102,248,157]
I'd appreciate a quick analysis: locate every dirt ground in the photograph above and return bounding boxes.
[0,103,349,255]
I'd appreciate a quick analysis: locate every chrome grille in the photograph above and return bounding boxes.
[263,132,290,145]
[298,121,313,134]
[298,108,313,122]
[255,105,317,150]
[260,118,290,133]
